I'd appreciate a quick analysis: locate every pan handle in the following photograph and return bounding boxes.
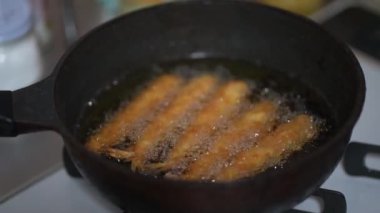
[0,76,59,136]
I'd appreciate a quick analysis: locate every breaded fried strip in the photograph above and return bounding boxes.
[131,75,218,171]
[86,75,183,152]
[215,114,317,182]
[182,101,278,180]
[105,148,135,160]
[155,81,250,172]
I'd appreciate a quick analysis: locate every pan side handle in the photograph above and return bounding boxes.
[0,76,59,136]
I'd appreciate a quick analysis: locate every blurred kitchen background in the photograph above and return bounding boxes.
[1,0,380,212]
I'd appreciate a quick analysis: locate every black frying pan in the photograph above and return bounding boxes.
[0,1,365,212]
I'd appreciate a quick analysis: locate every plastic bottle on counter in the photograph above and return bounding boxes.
[0,0,43,90]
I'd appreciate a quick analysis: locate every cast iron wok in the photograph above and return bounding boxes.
[0,1,365,212]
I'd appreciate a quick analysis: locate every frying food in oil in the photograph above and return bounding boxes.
[215,114,317,181]
[85,73,320,182]
[182,101,278,181]
[132,75,218,171]
[152,80,250,174]
[86,74,182,152]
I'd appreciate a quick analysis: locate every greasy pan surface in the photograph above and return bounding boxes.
[52,1,365,212]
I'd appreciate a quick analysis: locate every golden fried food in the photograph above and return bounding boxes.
[215,114,317,182]
[85,74,183,152]
[153,81,250,172]
[105,148,135,160]
[131,75,218,171]
[182,101,278,180]
[85,70,322,182]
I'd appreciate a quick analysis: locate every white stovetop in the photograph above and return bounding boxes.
[0,51,379,213]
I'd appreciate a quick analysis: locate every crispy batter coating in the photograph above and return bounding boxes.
[153,81,250,172]
[215,114,317,182]
[85,74,183,152]
[105,148,135,160]
[182,101,278,180]
[131,75,218,171]
[85,72,321,182]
